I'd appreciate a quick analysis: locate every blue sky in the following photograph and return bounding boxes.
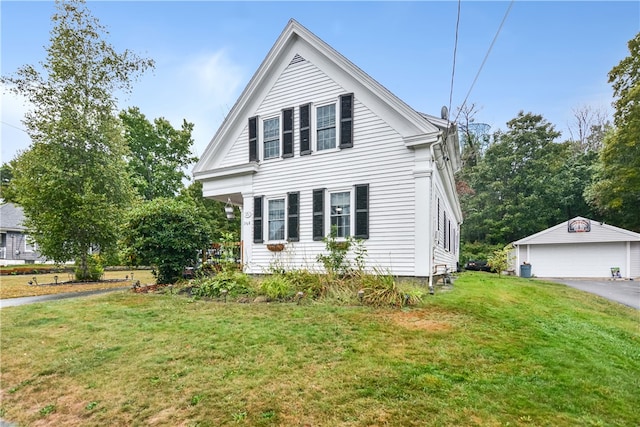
[2,1,638,165]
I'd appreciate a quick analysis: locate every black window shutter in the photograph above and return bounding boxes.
[253,196,263,243]
[339,94,353,149]
[248,116,258,162]
[299,103,311,155]
[354,184,369,239]
[282,108,294,158]
[312,189,325,241]
[287,192,299,241]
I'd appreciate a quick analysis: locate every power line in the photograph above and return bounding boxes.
[454,0,515,124]
[0,120,28,133]
[447,0,462,127]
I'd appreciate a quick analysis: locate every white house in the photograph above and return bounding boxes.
[193,20,462,280]
[512,217,640,279]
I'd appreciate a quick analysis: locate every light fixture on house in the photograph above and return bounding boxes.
[224,198,235,219]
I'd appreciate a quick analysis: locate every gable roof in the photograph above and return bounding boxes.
[0,203,26,232]
[513,217,640,245]
[193,19,449,176]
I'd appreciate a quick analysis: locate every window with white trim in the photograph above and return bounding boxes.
[316,104,336,151]
[263,117,280,159]
[330,191,351,238]
[268,198,285,241]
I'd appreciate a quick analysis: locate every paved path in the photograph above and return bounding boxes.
[0,287,130,309]
[542,278,639,310]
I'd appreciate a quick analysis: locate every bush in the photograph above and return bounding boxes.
[259,275,293,300]
[192,270,253,299]
[75,254,104,281]
[283,269,326,298]
[121,198,210,284]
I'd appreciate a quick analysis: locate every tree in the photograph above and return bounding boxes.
[567,105,610,153]
[586,32,640,232]
[120,107,198,200]
[460,112,566,244]
[0,161,16,202]
[121,198,210,284]
[0,0,154,278]
[177,181,240,242]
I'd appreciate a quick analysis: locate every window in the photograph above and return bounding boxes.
[263,117,280,159]
[331,192,351,237]
[268,199,285,241]
[316,104,336,150]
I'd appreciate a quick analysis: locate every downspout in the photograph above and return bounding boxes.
[428,133,444,295]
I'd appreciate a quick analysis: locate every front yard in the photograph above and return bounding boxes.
[0,272,638,426]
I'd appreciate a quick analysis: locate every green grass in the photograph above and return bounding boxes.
[0,272,638,426]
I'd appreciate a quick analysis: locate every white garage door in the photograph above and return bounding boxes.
[527,242,627,278]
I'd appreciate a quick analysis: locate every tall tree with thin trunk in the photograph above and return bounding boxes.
[0,0,154,278]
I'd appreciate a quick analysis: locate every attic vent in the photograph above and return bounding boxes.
[290,54,305,65]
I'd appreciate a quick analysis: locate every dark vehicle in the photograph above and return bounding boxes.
[464,260,493,272]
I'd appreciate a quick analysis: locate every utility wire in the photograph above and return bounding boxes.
[453,0,515,124]
[447,0,462,129]
[1,120,28,133]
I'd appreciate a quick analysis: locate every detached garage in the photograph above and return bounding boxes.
[512,217,640,279]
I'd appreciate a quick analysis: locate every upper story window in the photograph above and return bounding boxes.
[263,117,280,159]
[316,104,336,151]
[249,93,353,162]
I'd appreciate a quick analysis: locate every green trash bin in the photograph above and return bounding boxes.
[520,264,532,278]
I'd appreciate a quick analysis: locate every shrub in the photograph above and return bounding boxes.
[75,254,104,281]
[192,270,253,298]
[121,198,210,284]
[284,269,326,298]
[259,275,293,300]
[359,269,423,307]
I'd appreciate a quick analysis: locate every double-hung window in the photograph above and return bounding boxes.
[263,117,280,159]
[316,104,336,151]
[330,192,351,237]
[268,198,285,241]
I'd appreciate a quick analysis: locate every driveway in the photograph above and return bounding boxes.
[0,287,130,309]
[542,278,639,310]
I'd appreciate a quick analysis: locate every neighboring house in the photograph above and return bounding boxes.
[512,217,640,279]
[193,19,462,280]
[0,203,48,265]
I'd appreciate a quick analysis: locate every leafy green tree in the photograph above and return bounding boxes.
[0,161,16,202]
[120,107,198,200]
[460,112,566,244]
[0,0,153,278]
[177,181,240,242]
[586,32,640,232]
[121,198,210,284]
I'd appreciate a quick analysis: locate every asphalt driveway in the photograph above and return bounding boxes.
[542,278,639,310]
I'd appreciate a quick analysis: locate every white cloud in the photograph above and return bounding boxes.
[1,88,32,163]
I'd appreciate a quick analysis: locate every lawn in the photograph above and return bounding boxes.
[0,269,156,299]
[0,272,638,426]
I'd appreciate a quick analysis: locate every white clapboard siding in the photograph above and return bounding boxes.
[240,58,422,275]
